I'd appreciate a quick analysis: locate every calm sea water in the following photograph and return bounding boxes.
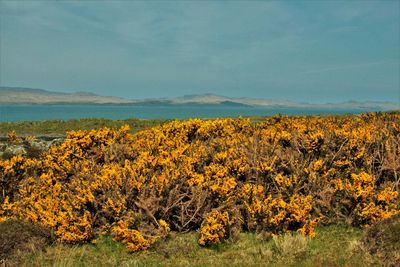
[0,104,374,122]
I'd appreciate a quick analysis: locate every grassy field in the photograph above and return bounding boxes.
[0,118,167,136]
[20,224,376,267]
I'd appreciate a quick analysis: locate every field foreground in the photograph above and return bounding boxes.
[1,112,399,265]
[16,224,396,266]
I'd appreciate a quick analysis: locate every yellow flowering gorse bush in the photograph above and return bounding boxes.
[0,112,399,251]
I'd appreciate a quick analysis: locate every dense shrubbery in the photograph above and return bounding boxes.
[0,113,399,251]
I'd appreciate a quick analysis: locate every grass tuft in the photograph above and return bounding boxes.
[272,232,309,259]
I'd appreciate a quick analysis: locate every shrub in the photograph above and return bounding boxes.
[0,113,399,253]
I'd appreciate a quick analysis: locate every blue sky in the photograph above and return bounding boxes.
[0,0,399,103]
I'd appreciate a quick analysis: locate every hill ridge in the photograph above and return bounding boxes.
[1,86,399,110]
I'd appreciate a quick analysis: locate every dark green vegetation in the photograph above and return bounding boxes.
[0,220,54,266]
[9,222,396,266]
[0,118,167,136]
[362,215,400,265]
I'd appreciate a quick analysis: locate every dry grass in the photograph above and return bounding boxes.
[272,233,309,259]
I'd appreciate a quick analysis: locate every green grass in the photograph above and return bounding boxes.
[0,118,167,136]
[0,117,260,137]
[21,225,381,267]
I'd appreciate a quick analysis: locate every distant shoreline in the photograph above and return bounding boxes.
[1,86,398,110]
[1,102,397,110]
[1,104,389,123]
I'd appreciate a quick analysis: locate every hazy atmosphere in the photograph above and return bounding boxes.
[0,0,399,103]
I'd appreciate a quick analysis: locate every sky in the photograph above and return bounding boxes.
[0,0,399,103]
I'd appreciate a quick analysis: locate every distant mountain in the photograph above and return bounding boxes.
[134,93,399,110]
[167,94,299,107]
[1,87,398,110]
[0,87,133,104]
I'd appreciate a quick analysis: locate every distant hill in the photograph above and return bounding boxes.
[165,94,300,107]
[0,87,399,110]
[135,93,399,110]
[0,87,133,104]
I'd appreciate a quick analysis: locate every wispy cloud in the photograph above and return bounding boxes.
[0,0,398,102]
[301,60,398,75]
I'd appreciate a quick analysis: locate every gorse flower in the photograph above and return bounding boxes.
[199,210,232,246]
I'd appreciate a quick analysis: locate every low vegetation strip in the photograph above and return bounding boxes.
[0,118,166,136]
[0,113,399,264]
[19,225,380,267]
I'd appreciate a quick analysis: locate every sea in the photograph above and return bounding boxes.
[0,104,379,122]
